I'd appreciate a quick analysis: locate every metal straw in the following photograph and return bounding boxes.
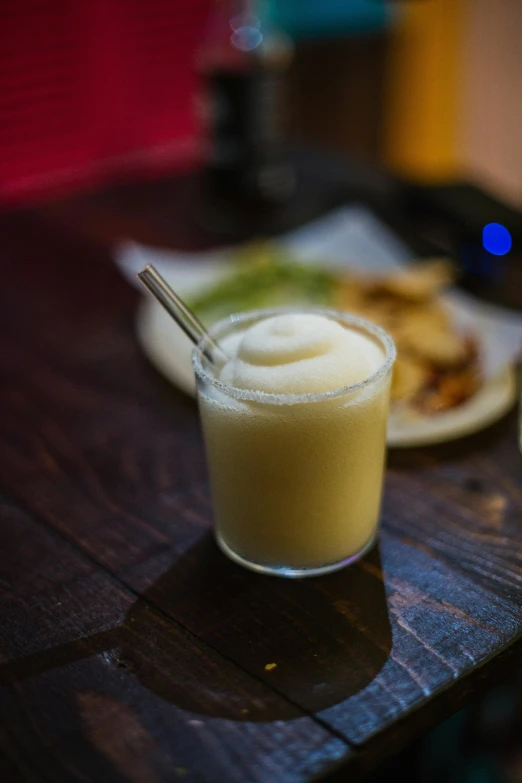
[137,264,228,367]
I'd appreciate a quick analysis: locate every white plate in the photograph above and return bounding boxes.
[136,296,517,449]
[117,206,520,448]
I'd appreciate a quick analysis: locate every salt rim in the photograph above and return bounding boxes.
[192,307,396,406]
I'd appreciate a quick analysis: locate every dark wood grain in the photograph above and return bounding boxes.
[0,497,348,783]
[385,445,522,604]
[118,486,522,743]
[0,171,521,783]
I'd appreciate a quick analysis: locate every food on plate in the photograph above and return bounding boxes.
[390,355,430,403]
[370,258,453,302]
[333,260,481,412]
[188,244,482,414]
[189,243,335,324]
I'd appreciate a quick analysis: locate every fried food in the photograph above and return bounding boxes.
[191,243,481,415]
[417,361,481,414]
[391,355,431,402]
[369,259,454,302]
[333,260,481,414]
[394,314,468,367]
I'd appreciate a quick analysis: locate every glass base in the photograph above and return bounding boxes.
[215,531,377,578]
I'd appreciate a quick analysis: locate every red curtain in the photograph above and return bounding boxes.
[0,0,212,205]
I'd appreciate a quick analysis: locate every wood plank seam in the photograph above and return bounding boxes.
[0,486,353,752]
[6,478,522,765]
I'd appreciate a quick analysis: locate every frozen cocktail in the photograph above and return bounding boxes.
[193,308,396,577]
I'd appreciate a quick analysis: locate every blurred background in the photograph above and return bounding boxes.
[1,1,521,781]
[1,0,520,208]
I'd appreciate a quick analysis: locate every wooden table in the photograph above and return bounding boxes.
[1,166,521,783]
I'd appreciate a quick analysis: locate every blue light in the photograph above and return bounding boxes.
[482,222,512,256]
[231,22,263,51]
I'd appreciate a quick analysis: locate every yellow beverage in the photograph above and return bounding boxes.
[193,309,395,577]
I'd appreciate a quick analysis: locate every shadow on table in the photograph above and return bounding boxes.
[0,534,391,722]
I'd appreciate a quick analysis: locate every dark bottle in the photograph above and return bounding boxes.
[197,0,294,208]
